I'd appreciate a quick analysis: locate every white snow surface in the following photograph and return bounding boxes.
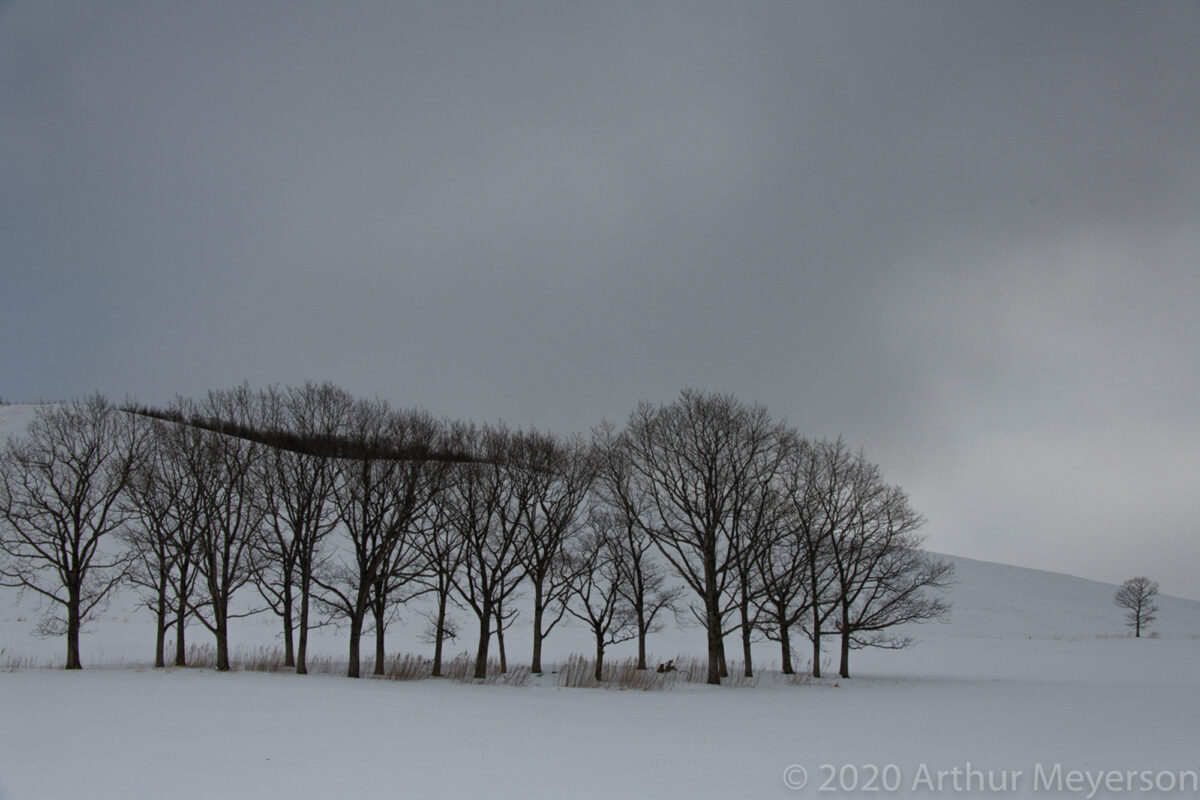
[2,403,1199,799]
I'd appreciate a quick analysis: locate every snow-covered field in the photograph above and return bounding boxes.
[4,557,1198,800]
[3,405,1199,799]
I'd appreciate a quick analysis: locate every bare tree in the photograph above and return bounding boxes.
[317,401,443,678]
[780,438,845,678]
[622,389,786,685]
[366,416,448,676]
[159,423,203,667]
[445,424,528,679]
[492,595,520,673]
[184,389,269,672]
[366,503,434,677]
[566,513,638,681]
[0,396,143,669]
[1115,576,1159,637]
[121,416,202,668]
[250,383,351,673]
[419,446,468,677]
[725,460,789,679]
[822,447,952,678]
[591,420,680,670]
[514,430,594,674]
[752,477,812,676]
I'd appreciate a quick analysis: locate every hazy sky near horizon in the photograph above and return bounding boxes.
[3,2,1199,598]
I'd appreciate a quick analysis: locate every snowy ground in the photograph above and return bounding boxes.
[4,557,1198,800]
[2,637,1198,799]
[3,405,1199,798]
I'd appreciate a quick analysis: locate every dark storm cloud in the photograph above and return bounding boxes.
[3,2,1199,596]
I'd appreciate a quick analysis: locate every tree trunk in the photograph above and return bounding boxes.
[531,582,544,674]
[705,624,722,685]
[373,606,386,676]
[808,556,823,677]
[701,540,722,684]
[810,603,822,678]
[496,610,508,674]
[780,618,794,675]
[347,612,364,679]
[838,603,850,679]
[154,595,167,669]
[594,638,605,682]
[704,579,722,685]
[65,592,82,670]
[740,602,754,679]
[432,591,448,677]
[215,613,230,672]
[281,587,295,668]
[718,638,729,678]
[473,603,492,680]
[174,590,188,667]
[370,578,388,676]
[636,603,648,670]
[296,573,310,675]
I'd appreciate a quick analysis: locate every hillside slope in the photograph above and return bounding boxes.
[929,552,1199,639]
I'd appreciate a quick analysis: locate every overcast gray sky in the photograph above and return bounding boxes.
[3,1,1198,598]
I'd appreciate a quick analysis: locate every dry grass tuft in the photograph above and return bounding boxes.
[1,641,810,691]
[175,644,530,685]
[0,648,45,671]
[552,655,682,691]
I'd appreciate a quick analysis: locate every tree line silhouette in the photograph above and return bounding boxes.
[0,385,952,684]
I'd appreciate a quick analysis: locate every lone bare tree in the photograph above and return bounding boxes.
[1115,576,1159,637]
[0,396,143,669]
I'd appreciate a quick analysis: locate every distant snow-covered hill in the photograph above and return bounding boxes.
[929,553,1200,639]
[0,403,41,442]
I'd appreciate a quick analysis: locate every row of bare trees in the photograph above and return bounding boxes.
[607,390,953,682]
[0,387,951,683]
